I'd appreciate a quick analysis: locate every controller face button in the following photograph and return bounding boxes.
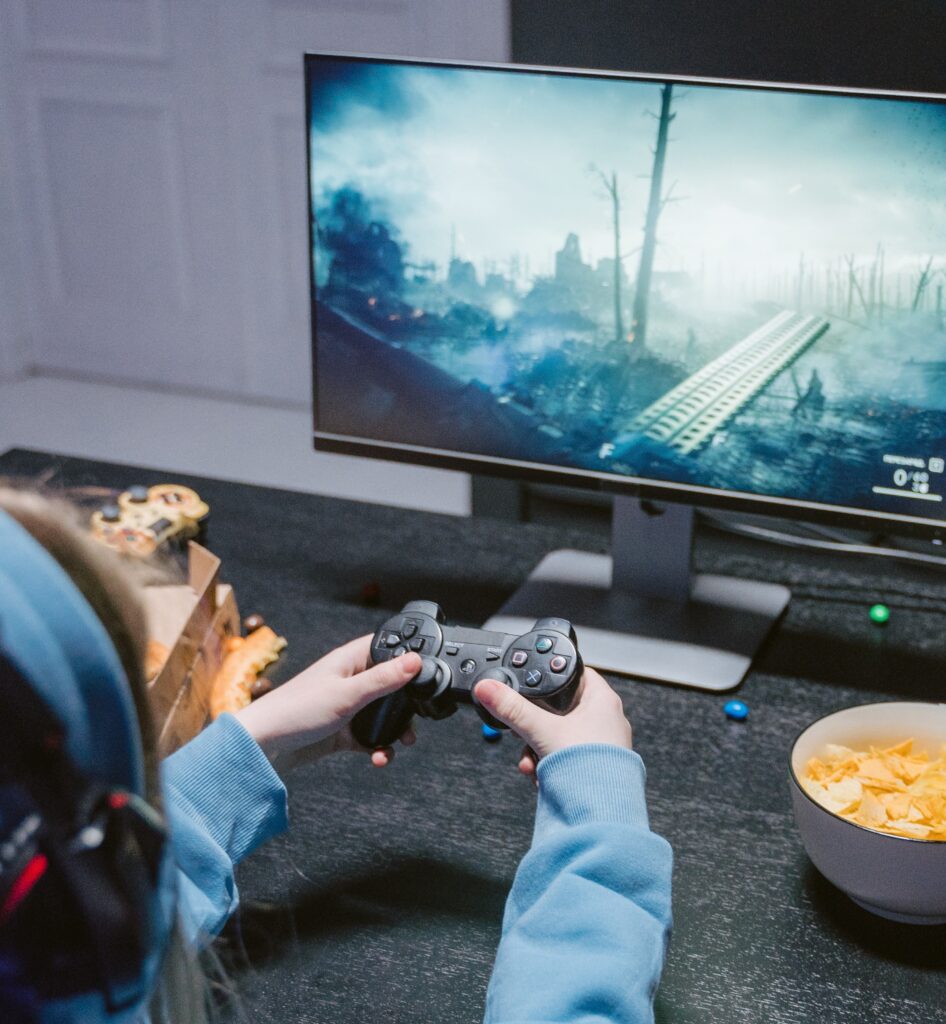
[445,643,460,656]
[460,658,477,674]
[409,637,426,652]
[535,636,554,653]
[486,647,501,661]
[401,620,419,639]
[524,669,543,688]
[384,632,402,647]
[549,655,569,673]
[510,651,529,668]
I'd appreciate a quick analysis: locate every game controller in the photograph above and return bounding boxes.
[351,601,584,749]
[90,484,209,558]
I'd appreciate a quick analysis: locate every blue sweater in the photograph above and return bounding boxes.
[161,715,673,1023]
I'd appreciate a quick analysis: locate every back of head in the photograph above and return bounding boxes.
[0,488,204,1023]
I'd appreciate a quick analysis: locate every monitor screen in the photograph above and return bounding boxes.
[306,54,946,530]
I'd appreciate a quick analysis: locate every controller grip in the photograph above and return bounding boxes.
[351,691,415,749]
[537,658,584,716]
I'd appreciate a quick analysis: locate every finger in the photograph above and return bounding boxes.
[371,747,394,767]
[576,666,614,704]
[398,725,417,747]
[347,652,422,710]
[518,743,537,775]
[473,679,547,738]
[317,634,374,675]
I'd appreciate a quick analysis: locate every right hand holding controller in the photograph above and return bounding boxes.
[474,666,633,781]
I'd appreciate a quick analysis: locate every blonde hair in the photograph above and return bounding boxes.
[0,485,211,1024]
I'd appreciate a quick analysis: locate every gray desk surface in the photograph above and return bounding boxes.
[2,448,945,1024]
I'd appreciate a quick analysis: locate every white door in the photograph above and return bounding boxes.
[0,0,510,399]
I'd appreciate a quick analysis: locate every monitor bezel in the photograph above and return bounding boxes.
[305,51,946,540]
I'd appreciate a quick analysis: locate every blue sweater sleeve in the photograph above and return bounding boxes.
[160,713,289,945]
[484,744,673,1024]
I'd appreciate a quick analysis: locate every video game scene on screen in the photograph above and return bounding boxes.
[309,58,946,520]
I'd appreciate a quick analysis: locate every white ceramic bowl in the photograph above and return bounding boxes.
[789,701,946,925]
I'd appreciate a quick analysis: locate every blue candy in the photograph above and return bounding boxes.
[481,723,503,742]
[724,699,749,721]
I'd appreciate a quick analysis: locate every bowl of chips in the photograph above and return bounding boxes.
[789,701,946,925]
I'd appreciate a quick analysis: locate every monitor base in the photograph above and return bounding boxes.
[485,548,789,691]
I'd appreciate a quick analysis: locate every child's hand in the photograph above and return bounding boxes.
[473,667,632,780]
[235,635,422,773]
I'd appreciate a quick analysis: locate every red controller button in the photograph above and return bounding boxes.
[549,655,569,674]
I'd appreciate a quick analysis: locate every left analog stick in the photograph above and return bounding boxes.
[408,656,450,700]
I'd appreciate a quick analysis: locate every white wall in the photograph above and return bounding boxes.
[0,3,32,381]
[0,0,510,401]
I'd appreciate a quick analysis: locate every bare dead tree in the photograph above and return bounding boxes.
[868,254,877,318]
[630,83,675,355]
[912,256,935,312]
[845,255,870,318]
[878,244,885,323]
[591,166,625,344]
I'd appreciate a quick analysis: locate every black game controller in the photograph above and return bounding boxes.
[350,601,584,749]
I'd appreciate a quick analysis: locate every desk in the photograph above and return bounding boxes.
[2,448,944,1024]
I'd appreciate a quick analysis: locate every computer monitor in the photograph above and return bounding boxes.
[305,53,946,689]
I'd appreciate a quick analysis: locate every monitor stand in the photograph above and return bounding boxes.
[484,496,790,691]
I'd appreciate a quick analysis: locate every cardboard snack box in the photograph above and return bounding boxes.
[142,542,240,756]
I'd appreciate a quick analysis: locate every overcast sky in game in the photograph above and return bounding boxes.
[309,58,946,286]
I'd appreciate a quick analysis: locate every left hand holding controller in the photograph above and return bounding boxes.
[236,635,422,773]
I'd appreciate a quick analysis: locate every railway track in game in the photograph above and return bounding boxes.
[630,310,830,454]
